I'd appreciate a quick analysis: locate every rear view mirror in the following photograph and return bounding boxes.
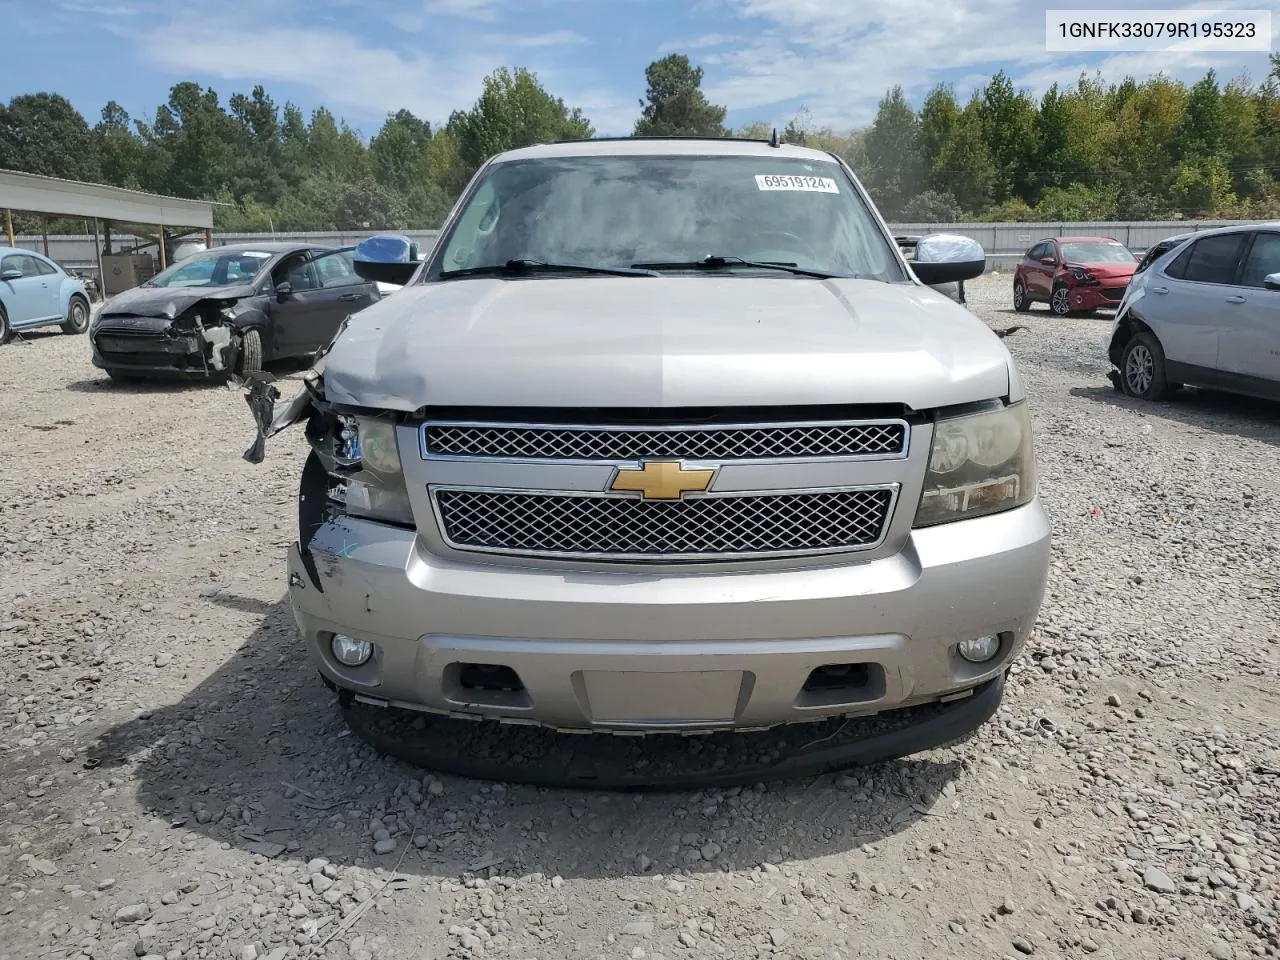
[1264,272,1280,291]
[910,234,987,286]
[352,233,420,286]
[275,281,292,300]
[1,268,21,282]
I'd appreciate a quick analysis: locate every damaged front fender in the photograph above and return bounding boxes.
[236,365,328,464]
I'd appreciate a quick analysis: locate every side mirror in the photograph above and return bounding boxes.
[352,233,420,286]
[1040,256,1056,266]
[0,268,21,281]
[1264,273,1280,291]
[275,281,292,300]
[910,234,986,286]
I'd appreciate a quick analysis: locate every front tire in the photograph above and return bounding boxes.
[0,305,9,345]
[1051,284,1073,317]
[61,295,90,334]
[237,328,263,376]
[1120,331,1170,401]
[1013,279,1031,312]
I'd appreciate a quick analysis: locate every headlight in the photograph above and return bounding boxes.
[324,415,414,526]
[914,401,1036,527]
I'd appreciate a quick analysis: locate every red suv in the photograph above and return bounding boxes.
[1013,236,1138,316]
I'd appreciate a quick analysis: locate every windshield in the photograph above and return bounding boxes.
[1060,242,1136,265]
[147,249,272,288]
[434,155,906,282]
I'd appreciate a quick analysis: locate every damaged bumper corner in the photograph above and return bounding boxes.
[91,299,245,378]
[236,367,327,464]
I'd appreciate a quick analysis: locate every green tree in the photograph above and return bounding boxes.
[862,86,921,219]
[94,101,144,189]
[370,109,432,194]
[918,85,959,191]
[448,67,594,173]
[901,190,960,222]
[0,93,101,181]
[979,71,1038,201]
[633,54,727,137]
[933,97,994,214]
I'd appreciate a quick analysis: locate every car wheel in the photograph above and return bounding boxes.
[1051,284,1072,317]
[237,328,263,375]
[1120,331,1169,401]
[1013,279,1031,312]
[0,304,9,345]
[60,295,90,335]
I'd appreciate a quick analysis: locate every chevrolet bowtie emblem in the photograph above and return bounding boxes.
[609,460,716,500]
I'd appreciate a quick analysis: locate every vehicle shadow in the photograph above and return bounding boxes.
[86,597,964,882]
[64,359,314,394]
[1069,385,1280,446]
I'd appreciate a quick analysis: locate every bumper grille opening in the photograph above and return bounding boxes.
[445,662,532,711]
[424,420,908,461]
[796,662,886,708]
[433,487,897,561]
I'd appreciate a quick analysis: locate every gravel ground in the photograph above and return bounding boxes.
[1,272,1277,960]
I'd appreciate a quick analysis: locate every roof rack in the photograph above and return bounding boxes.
[550,135,782,146]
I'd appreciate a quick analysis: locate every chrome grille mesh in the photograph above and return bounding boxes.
[424,421,907,461]
[433,488,896,560]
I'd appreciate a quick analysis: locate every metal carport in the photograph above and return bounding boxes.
[0,168,216,291]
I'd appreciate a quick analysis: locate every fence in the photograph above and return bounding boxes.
[9,220,1250,283]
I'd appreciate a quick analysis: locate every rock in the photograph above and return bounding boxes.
[115,903,151,923]
[700,841,722,861]
[769,929,788,947]
[622,921,653,937]
[1106,694,1122,707]
[153,653,172,668]
[311,873,334,894]
[1208,943,1234,960]
[1012,935,1035,955]
[245,841,285,859]
[160,891,179,905]
[373,838,397,855]
[1142,867,1176,894]
[678,931,696,948]
[237,947,258,960]
[1225,853,1250,872]
[199,585,222,598]
[427,780,444,796]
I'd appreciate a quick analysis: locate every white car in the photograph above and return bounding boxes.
[1107,222,1280,400]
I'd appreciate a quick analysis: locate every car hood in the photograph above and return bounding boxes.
[320,277,1015,412]
[98,283,257,320]
[1068,262,1135,280]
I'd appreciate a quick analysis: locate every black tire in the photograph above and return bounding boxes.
[60,295,90,335]
[0,304,9,345]
[237,328,263,375]
[1012,278,1032,312]
[1119,331,1170,401]
[1050,283,1073,317]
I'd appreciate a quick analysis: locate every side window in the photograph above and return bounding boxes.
[33,257,58,276]
[314,251,363,288]
[1240,232,1280,289]
[1164,244,1192,279]
[5,254,41,278]
[279,254,319,292]
[1180,233,1246,285]
[1029,243,1047,261]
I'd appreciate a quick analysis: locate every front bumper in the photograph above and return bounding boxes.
[288,498,1052,733]
[91,334,214,377]
[1065,283,1128,311]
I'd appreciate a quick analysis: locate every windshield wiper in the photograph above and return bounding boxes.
[631,255,851,280]
[440,259,658,279]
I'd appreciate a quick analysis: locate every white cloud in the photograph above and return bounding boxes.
[135,18,496,130]
[484,30,590,48]
[658,33,741,53]
[705,0,1278,128]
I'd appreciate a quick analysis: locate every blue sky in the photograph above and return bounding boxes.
[2,0,1276,139]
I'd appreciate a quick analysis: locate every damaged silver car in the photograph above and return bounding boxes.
[90,242,380,381]
[245,138,1051,777]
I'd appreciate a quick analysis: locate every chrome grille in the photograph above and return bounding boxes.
[424,420,908,461]
[433,487,897,560]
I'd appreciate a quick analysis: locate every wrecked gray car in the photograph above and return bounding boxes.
[90,242,380,381]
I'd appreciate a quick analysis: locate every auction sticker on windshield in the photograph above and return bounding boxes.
[755,174,839,193]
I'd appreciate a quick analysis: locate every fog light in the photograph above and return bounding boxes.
[331,634,373,667]
[957,635,1001,664]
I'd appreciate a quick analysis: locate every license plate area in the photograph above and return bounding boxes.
[576,669,746,727]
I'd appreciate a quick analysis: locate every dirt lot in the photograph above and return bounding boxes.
[1,272,1277,960]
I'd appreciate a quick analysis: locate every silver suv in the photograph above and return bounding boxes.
[248,138,1051,766]
[1109,223,1280,401]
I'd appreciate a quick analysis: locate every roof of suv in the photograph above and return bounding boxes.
[492,138,840,164]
